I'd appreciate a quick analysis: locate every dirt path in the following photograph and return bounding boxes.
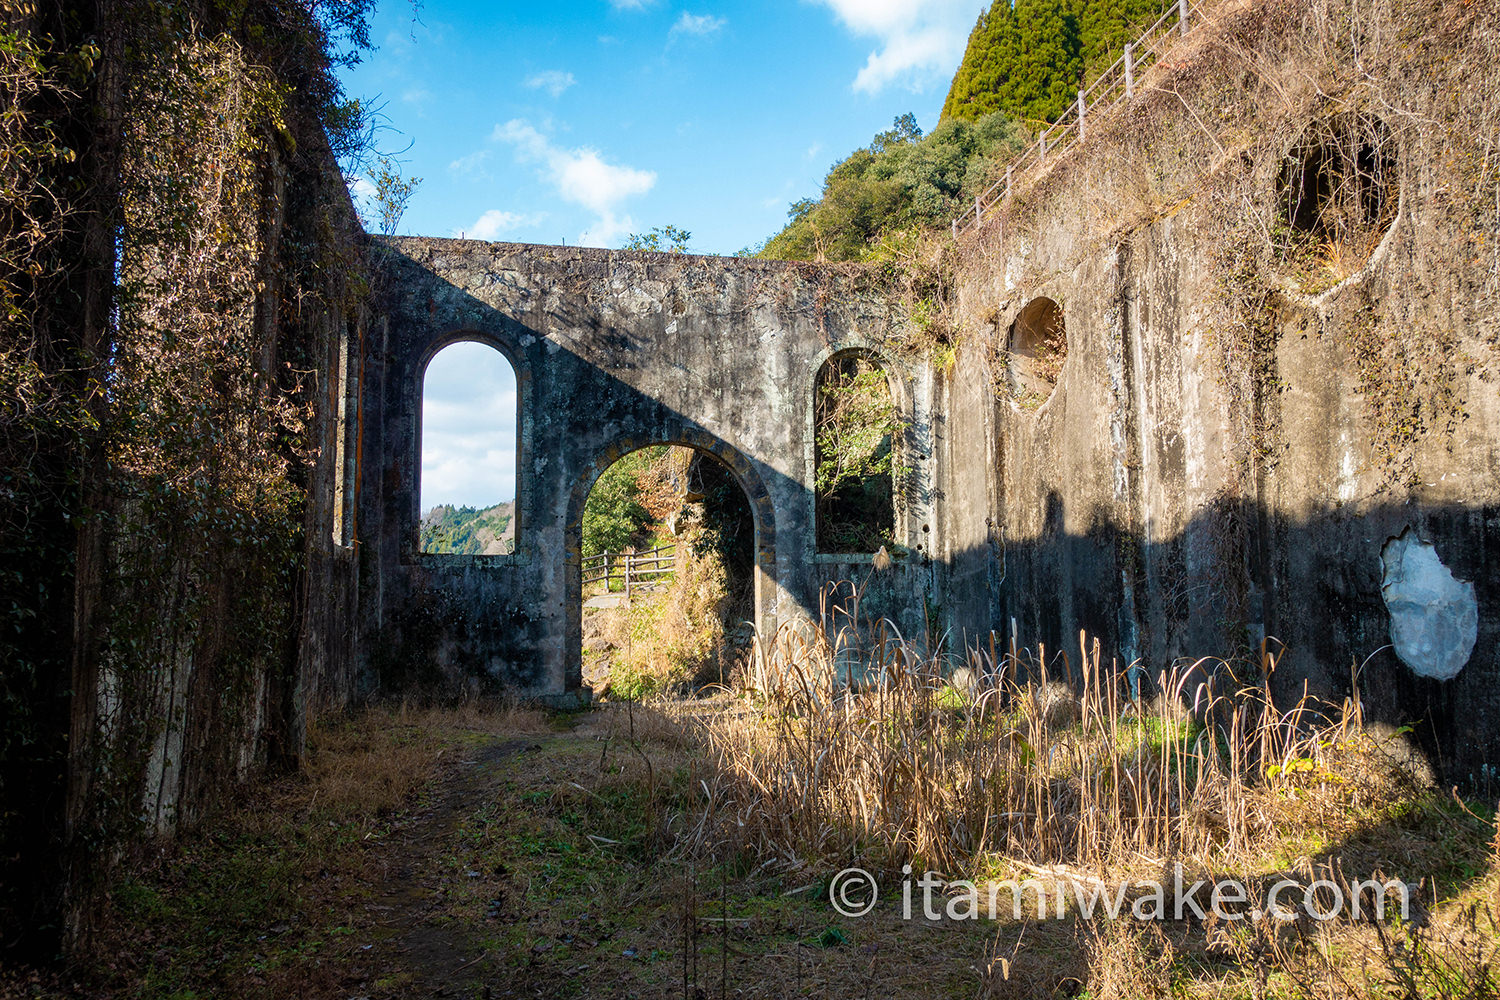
[315,708,1000,1000]
[349,737,539,998]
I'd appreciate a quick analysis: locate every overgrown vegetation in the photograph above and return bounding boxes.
[759,111,1025,263]
[589,531,735,699]
[694,603,1499,998]
[814,354,901,553]
[997,295,1069,407]
[0,20,97,947]
[365,155,422,236]
[33,704,550,1000]
[43,619,1500,999]
[583,447,754,698]
[582,447,662,557]
[0,0,383,952]
[622,225,692,253]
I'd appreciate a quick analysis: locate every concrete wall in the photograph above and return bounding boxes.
[362,240,939,699]
[356,0,1500,785]
[943,0,1500,781]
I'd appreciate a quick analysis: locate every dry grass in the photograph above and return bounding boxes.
[20,673,1495,999]
[685,589,1499,998]
[590,532,735,698]
[709,617,1398,876]
[300,699,550,820]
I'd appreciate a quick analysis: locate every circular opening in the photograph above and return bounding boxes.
[1006,297,1066,407]
[1278,115,1397,278]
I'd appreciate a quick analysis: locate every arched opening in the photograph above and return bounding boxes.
[579,445,756,698]
[814,352,898,554]
[1006,296,1066,407]
[418,341,519,555]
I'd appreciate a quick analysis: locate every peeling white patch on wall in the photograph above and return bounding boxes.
[1380,529,1478,680]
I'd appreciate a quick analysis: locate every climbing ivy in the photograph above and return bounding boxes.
[0,0,380,952]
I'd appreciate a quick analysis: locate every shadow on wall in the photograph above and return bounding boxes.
[364,245,1496,789]
[962,489,1496,792]
[362,244,938,704]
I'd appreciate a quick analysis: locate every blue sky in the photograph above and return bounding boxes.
[359,0,985,510]
[340,0,983,256]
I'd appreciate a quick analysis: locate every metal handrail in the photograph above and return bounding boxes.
[952,0,1202,238]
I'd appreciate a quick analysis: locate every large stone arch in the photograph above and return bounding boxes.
[563,429,778,678]
[360,238,937,704]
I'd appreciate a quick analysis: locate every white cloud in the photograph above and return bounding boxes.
[420,342,519,510]
[670,12,726,39]
[524,70,577,98]
[578,212,637,248]
[381,28,415,59]
[493,119,656,246]
[449,149,492,175]
[459,209,544,241]
[814,0,975,94]
[608,0,653,9]
[346,175,376,202]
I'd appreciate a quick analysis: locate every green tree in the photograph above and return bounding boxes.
[869,111,923,153]
[1078,0,1169,78]
[943,0,1169,125]
[367,155,421,236]
[942,4,1023,122]
[582,450,658,557]
[622,225,692,253]
[759,111,1022,262]
[814,356,901,552]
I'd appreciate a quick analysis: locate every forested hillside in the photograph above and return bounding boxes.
[942,0,1169,124]
[756,0,1171,263]
[421,502,516,554]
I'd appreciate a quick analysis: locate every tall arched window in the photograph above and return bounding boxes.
[814,352,897,554]
[419,341,519,555]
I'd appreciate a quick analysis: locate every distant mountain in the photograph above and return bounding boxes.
[420,501,516,555]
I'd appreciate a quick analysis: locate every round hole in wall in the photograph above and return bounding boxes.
[1278,115,1398,275]
[1005,296,1066,408]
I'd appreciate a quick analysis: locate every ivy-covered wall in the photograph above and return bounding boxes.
[0,0,365,952]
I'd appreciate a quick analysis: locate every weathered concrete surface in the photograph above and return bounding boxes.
[944,0,1500,780]
[361,240,938,699]
[354,0,1500,786]
[1381,530,1479,682]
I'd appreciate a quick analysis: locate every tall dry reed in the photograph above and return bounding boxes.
[703,591,1384,879]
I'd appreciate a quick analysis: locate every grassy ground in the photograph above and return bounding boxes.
[3,675,1497,999]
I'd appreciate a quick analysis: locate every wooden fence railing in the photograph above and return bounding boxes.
[951,0,1203,237]
[582,544,676,598]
